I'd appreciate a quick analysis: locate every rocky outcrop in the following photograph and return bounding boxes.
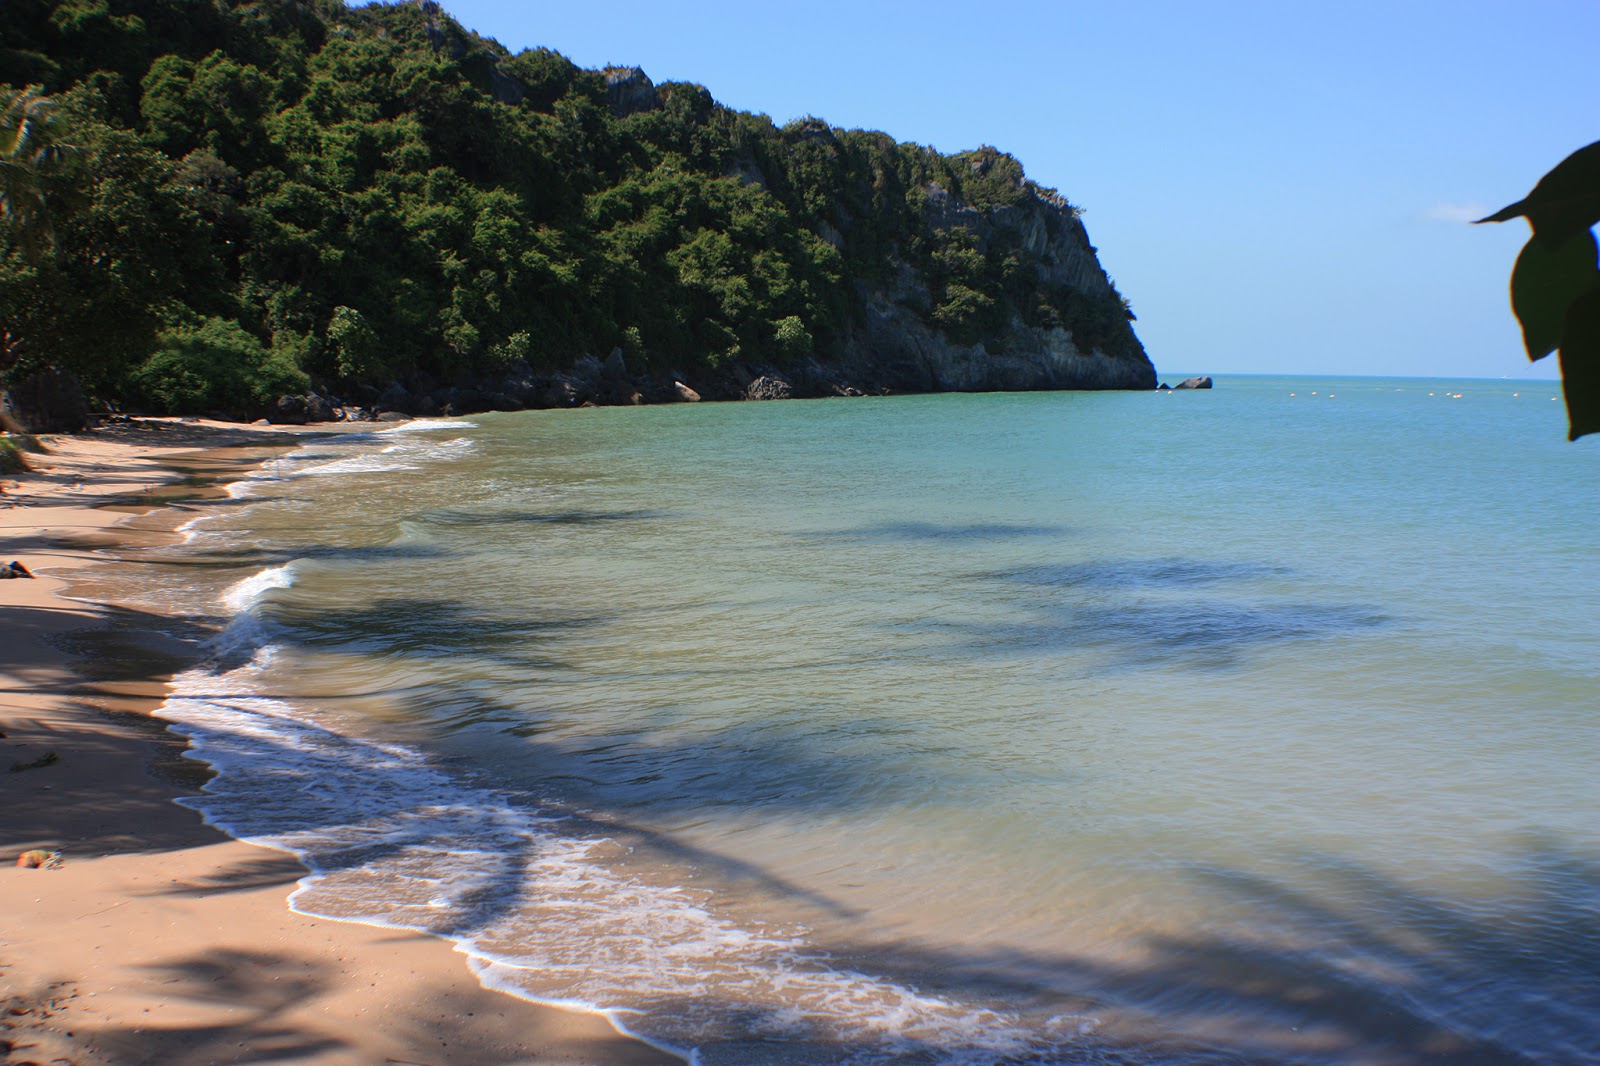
[603,67,660,117]
[826,175,1155,393]
[745,376,792,401]
[838,302,1155,394]
[272,392,339,424]
[1174,376,1213,390]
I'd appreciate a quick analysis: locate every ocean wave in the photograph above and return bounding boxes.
[379,418,480,433]
[218,562,296,613]
[156,585,1099,1065]
[145,412,1116,1063]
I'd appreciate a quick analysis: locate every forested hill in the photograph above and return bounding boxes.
[1,0,1154,421]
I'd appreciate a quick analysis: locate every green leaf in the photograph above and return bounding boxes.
[1477,140,1600,245]
[1510,228,1600,361]
[1557,289,1600,441]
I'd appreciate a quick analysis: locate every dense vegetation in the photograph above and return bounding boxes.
[0,0,1144,416]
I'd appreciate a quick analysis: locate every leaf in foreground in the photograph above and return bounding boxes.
[1477,140,1600,244]
[1557,288,1600,440]
[1510,228,1600,361]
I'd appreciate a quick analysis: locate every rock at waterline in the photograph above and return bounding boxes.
[1175,376,1213,390]
[745,375,793,401]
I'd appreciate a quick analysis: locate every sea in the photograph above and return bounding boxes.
[81,375,1600,1064]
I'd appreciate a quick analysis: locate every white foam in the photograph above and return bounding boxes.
[284,454,412,477]
[194,421,475,506]
[158,632,1096,1063]
[379,418,479,433]
[219,563,296,614]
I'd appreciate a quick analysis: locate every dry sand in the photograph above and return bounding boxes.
[0,420,678,1066]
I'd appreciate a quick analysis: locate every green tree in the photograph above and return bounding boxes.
[0,85,76,378]
[0,86,73,259]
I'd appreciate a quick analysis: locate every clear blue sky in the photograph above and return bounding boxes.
[405,0,1599,379]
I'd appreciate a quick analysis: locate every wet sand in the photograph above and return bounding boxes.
[0,419,678,1066]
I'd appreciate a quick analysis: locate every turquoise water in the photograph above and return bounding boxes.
[112,377,1598,1063]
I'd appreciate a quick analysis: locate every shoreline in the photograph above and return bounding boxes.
[0,419,678,1066]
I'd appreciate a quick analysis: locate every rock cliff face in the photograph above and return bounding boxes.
[831,179,1155,393]
[839,306,1156,393]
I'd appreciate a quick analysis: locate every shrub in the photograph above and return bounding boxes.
[131,317,308,414]
[325,306,385,382]
[772,315,812,361]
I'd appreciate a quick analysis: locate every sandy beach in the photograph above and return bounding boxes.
[0,420,677,1066]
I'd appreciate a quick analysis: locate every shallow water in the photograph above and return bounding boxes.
[88,379,1600,1063]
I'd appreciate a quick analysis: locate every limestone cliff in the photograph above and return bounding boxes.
[832,173,1154,393]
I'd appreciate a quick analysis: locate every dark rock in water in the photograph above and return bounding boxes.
[442,387,488,415]
[789,359,844,399]
[337,406,374,422]
[592,348,635,404]
[602,347,628,384]
[1158,383,1172,391]
[1175,376,1213,390]
[0,368,89,433]
[1,560,35,579]
[673,381,701,403]
[570,355,604,388]
[500,370,541,406]
[745,375,793,401]
[544,375,592,408]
